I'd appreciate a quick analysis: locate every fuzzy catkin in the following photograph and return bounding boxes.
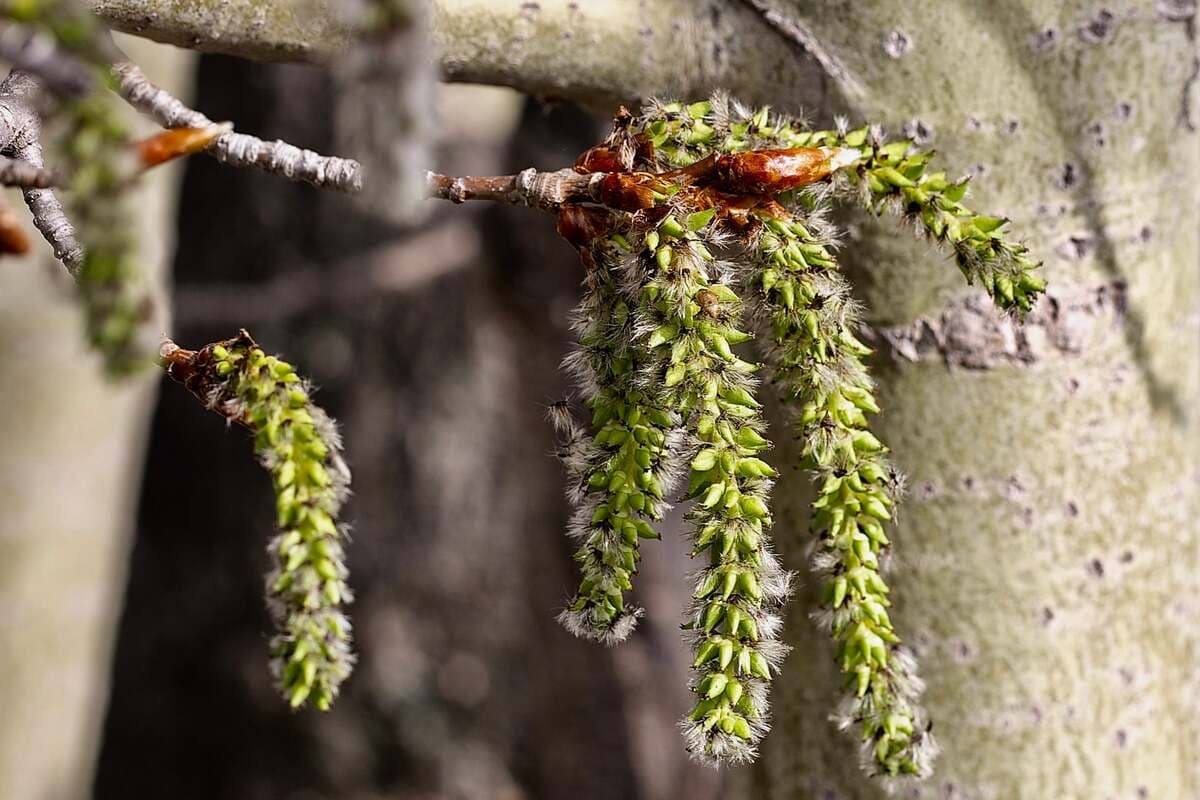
[638,216,792,765]
[555,227,683,644]
[208,339,355,710]
[751,204,938,778]
[643,96,936,777]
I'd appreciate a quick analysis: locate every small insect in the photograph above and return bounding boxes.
[696,288,722,318]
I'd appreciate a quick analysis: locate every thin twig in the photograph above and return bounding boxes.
[113,60,363,192]
[426,168,603,210]
[0,153,55,187]
[18,138,83,273]
[0,69,83,272]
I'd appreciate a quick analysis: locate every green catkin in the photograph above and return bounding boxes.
[799,123,1044,313]
[173,335,355,710]
[636,95,1044,315]
[645,218,791,765]
[621,94,1039,778]
[2,0,154,375]
[752,205,938,778]
[549,172,792,760]
[555,232,683,643]
[568,193,790,763]
[61,87,153,376]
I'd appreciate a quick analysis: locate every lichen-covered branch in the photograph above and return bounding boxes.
[85,0,350,61]
[83,0,823,112]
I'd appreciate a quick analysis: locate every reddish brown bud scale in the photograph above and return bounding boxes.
[135,124,231,169]
[161,330,258,428]
[711,147,837,194]
[557,204,613,251]
[575,144,628,175]
[0,203,30,255]
[596,173,662,211]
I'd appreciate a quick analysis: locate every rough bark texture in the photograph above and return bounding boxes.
[743,2,1200,798]
[0,37,191,800]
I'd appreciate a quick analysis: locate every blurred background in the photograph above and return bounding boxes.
[89,52,723,800]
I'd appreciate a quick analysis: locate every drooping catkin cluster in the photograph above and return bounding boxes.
[2,0,153,375]
[642,214,792,765]
[750,206,937,777]
[542,95,1043,780]
[554,218,683,643]
[59,86,153,375]
[163,331,354,711]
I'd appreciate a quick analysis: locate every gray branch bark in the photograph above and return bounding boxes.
[0,70,85,273]
[114,60,363,191]
[17,139,84,273]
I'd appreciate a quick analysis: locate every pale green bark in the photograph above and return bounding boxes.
[85,0,825,111]
[0,37,191,800]
[87,0,341,61]
[747,2,1200,797]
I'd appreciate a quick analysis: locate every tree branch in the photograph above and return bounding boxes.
[84,0,348,62]
[0,69,83,270]
[113,60,363,192]
[18,139,84,273]
[426,168,599,210]
[0,153,54,187]
[85,0,827,112]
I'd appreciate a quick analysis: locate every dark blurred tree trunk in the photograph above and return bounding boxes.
[95,55,722,800]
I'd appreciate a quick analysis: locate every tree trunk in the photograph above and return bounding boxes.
[748,2,1200,797]
[0,37,192,800]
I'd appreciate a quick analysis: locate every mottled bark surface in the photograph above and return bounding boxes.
[0,37,190,800]
[745,2,1200,798]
